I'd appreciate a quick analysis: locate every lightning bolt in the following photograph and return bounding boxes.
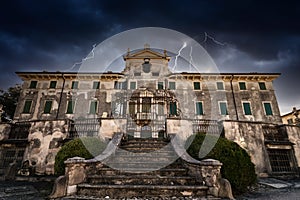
[171,42,187,72]
[202,32,226,46]
[64,44,97,71]
[189,46,196,72]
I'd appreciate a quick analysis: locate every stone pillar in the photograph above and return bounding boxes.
[64,157,88,195]
[200,159,222,197]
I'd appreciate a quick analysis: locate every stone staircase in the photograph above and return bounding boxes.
[65,138,209,199]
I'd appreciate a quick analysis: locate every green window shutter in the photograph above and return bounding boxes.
[259,82,266,90]
[89,101,98,114]
[169,102,177,115]
[23,100,32,113]
[217,82,224,90]
[169,82,176,90]
[196,102,203,115]
[158,82,164,90]
[66,100,75,114]
[130,82,136,90]
[264,103,273,115]
[220,102,228,115]
[194,82,201,90]
[71,81,78,89]
[239,82,246,90]
[29,81,37,89]
[49,81,57,89]
[44,101,52,114]
[93,81,100,89]
[243,102,252,115]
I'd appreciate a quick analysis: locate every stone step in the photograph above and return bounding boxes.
[77,184,208,198]
[93,167,188,176]
[113,150,177,157]
[86,175,199,185]
[105,154,178,163]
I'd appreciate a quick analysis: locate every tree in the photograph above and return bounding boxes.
[0,84,22,120]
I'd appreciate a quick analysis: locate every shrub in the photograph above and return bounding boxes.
[54,137,106,175]
[186,133,257,194]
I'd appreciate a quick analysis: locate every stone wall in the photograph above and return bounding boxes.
[0,123,11,141]
[223,120,270,176]
[24,120,69,175]
[285,125,300,167]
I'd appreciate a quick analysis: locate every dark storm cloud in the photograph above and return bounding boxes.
[0,0,300,113]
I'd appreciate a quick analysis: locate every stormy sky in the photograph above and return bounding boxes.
[0,0,299,114]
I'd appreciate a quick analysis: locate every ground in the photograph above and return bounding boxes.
[0,178,299,199]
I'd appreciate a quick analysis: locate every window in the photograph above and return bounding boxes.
[93,81,100,89]
[169,102,177,115]
[239,82,246,90]
[259,82,266,90]
[49,81,57,89]
[152,72,159,76]
[130,82,136,90]
[89,100,98,114]
[22,100,32,113]
[216,82,224,90]
[71,81,78,89]
[242,102,252,115]
[194,82,201,90]
[158,82,164,90]
[263,102,273,115]
[114,81,127,89]
[219,102,228,115]
[29,81,37,89]
[169,82,176,90]
[287,118,293,124]
[134,72,141,76]
[195,102,204,115]
[142,97,151,113]
[66,100,75,114]
[44,100,52,114]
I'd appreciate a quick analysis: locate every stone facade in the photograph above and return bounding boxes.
[0,46,299,178]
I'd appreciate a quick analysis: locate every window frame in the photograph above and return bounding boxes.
[169,102,177,115]
[242,101,252,115]
[169,82,176,90]
[71,81,79,89]
[259,82,267,90]
[89,100,98,114]
[22,100,32,114]
[129,81,136,90]
[263,102,273,116]
[43,100,53,114]
[216,81,224,90]
[157,81,164,90]
[195,101,204,115]
[193,82,201,90]
[29,81,37,89]
[49,81,57,89]
[66,100,76,114]
[219,101,228,115]
[239,82,247,90]
[92,81,100,89]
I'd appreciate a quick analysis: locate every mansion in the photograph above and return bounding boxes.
[0,46,299,178]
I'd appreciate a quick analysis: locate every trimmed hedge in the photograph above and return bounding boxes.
[186,133,256,194]
[54,137,106,175]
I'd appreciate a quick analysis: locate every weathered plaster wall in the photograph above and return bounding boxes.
[285,125,300,167]
[24,120,69,175]
[223,120,270,176]
[167,119,194,140]
[99,119,126,139]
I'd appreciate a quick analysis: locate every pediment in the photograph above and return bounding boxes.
[124,48,169,60]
